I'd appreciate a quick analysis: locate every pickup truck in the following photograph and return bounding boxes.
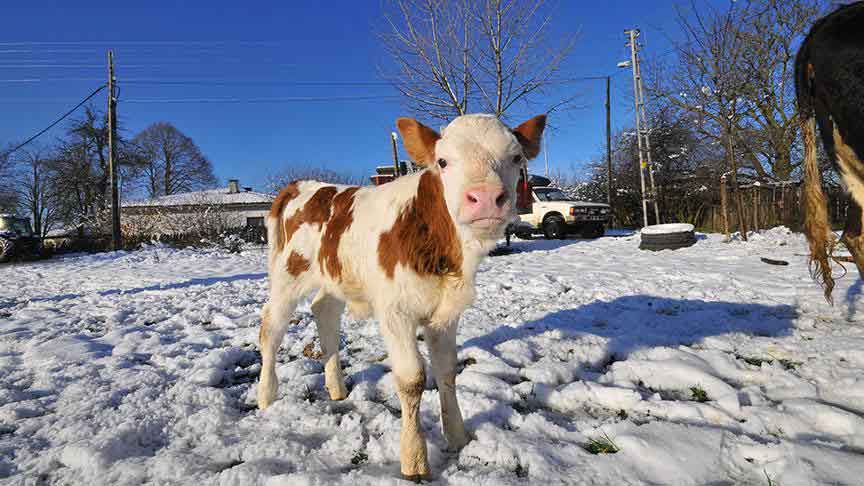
[0,214,42,263]
[508,175,612,239]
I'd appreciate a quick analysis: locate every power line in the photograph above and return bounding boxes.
[121,95,401,104]
[4,84,106,155]
[0,40,290,47]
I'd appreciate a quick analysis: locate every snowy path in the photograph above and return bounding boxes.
[2,229,864,485]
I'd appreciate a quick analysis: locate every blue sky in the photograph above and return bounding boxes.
[1,1,689,192]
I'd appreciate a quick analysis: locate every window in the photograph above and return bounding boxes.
[246,217,265,227]
[533,188,571,202]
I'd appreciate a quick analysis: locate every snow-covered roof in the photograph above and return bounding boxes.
[123,186,274,208]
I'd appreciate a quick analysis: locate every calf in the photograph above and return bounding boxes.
[796,2,864,302]
[258,113,546,478]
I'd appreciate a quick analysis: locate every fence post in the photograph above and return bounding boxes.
[720,174,730,242]
[752,188,759,232]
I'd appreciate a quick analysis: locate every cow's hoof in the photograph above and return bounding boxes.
[401,473,430,483]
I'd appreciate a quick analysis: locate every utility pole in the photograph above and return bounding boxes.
[390,132,401,178]
[107,50,121,250]
[605,75,613,226]
[543,130,549,178]
[625,28,661,227]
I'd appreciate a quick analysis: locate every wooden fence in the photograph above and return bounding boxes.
[699,183,850,234]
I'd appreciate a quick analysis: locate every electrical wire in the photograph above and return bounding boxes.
[4,84,106,155]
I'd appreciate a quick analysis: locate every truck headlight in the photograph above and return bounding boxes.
[570,207,588,215]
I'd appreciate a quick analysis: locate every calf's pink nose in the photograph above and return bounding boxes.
[463,186,508,221]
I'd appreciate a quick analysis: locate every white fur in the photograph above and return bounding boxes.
[257,114,533,478]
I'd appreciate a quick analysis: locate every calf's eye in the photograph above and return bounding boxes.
[437,158,448,169]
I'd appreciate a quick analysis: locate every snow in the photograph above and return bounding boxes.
[640,223,695,235]
[123,187,273,208]
[2,227,864,485]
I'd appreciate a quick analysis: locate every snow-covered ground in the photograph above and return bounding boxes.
[2,228,864,485]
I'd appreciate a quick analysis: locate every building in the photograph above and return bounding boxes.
[122,179,274,232]
[369,160,416,186]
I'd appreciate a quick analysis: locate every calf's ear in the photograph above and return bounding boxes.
[512,114,547,160]
[396,118,441,166]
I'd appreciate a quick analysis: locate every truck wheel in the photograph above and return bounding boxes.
[0,238,13,263]
[543,215,567,240]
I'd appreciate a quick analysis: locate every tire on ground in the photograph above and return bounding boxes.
[639,224,696,251]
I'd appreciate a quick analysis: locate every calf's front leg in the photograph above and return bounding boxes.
[380,312,430,480]
[425,323,470,451]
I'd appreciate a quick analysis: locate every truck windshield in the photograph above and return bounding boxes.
[0,218,32,235]
[534,188,571,202]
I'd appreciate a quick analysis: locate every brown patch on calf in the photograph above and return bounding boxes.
[281,186,339,245]
[378,171,462,279]
[318,187,359,280]
[286,251,310,276]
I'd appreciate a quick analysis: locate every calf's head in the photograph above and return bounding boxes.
[397,113,546,240]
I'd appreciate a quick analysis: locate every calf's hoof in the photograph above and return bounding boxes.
[401,459,430,482]
[401,473,430,483]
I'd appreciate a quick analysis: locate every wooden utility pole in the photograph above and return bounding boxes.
[107,50,121,250]
[625,28,661,227]
[543,130,550,178]
[390,132,401,178]
[605,75,613,227]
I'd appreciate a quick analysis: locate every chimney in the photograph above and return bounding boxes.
[228,179,239,194]
[243,187,252,192]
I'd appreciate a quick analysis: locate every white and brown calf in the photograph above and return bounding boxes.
[257,113,546,479]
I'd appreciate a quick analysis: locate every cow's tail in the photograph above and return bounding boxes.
[266,181,300,269]
[796,44,835,303]
[266,211,283,268]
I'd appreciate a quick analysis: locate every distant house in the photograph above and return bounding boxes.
[122,179,274,232]
[369,160,417,186]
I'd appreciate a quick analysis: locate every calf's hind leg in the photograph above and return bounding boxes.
[310,290,348,400]
[258,297,298,409]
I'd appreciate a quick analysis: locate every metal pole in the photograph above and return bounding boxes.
[107,50,121,250]
[626,29,649,228]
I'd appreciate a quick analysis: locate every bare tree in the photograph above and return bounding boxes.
[266,166,366,194]
[0,146,16,212]
[49,106,144,234]
[12,146,60,237]
[133,122,218,197]
[380,0,577,121]
[655,0,757,238]
[734,0,821,181]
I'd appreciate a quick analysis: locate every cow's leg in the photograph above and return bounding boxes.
[842,197,864,278]
[834,126,864,281]
[310,289,348,400]
[380,313,429,479]
[258,296,298,409]
[425,323,470,451]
